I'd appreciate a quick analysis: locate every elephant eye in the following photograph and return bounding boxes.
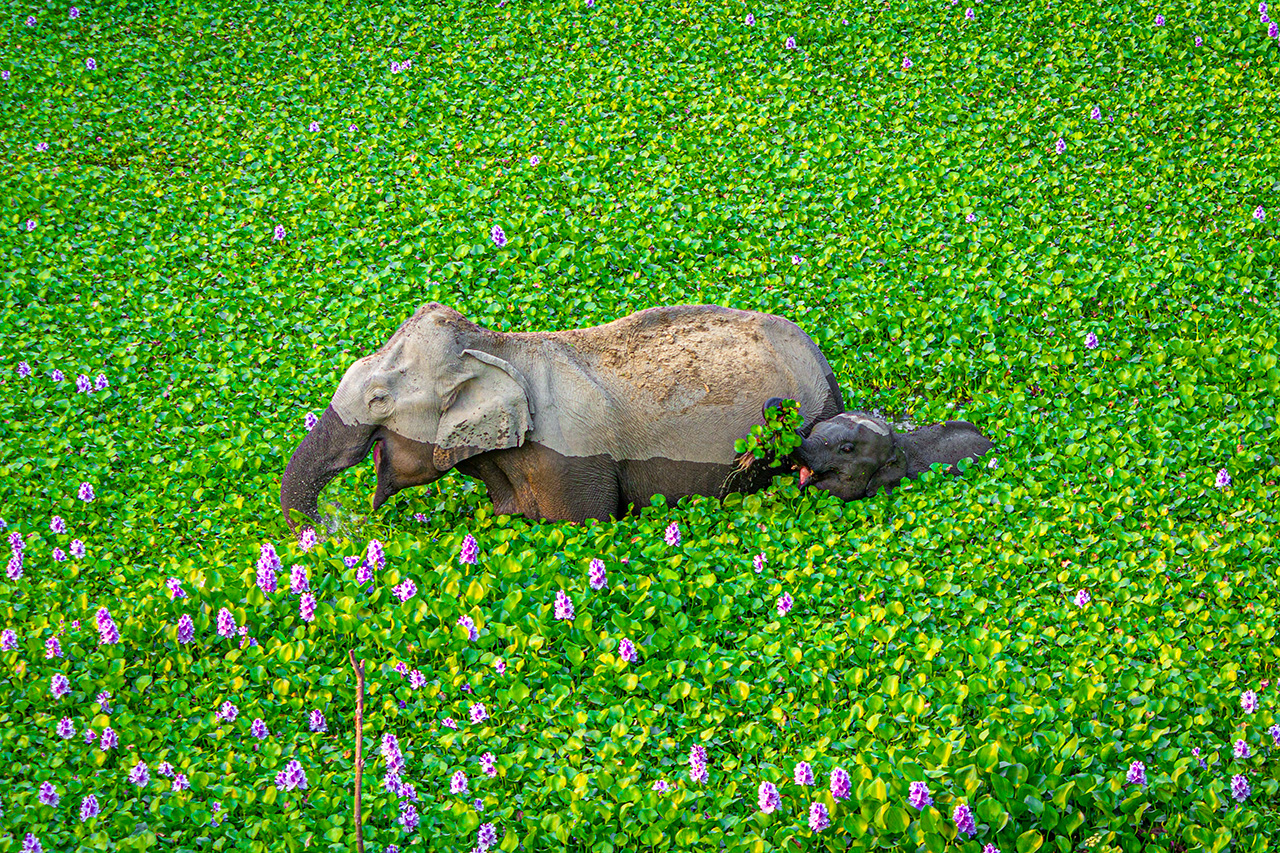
[840,443,855,454]
[367,390,392,413]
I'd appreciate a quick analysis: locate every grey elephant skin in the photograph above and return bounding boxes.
[793,410,993,500]
[281,303,844,528]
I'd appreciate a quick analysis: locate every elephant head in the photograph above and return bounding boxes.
[794,412,901,500]
[280,304,535,532]
[794,411,994,499]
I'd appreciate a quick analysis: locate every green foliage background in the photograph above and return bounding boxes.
[1,0,1278,851]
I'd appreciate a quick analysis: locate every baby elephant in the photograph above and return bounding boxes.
[784,406,993,500]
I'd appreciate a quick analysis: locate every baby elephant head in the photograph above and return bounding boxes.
[795,412,901,500]
[794,411,993,500]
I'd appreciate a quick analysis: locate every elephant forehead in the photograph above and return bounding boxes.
[831,412,890,435]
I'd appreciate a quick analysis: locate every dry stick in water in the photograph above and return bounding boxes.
[349,650,366,853]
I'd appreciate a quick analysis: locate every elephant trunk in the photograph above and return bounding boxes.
[796,435,829,488]
[281,406,377,533]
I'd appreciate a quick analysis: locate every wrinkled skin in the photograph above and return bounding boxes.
[792,411,994,500]
[282,303,844,530]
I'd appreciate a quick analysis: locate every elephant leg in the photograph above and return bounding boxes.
[461,444,621,522]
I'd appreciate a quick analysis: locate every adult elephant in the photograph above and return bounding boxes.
[281,303,843,529]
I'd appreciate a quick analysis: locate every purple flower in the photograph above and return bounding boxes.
[18,361,32,377]
[39,781,59,806]
[76,374,92,393]
[690,745,708,784]
[451,770,468,794]
[652,779,671,792]
[390,61,402,73]
[308,121,320,132]
[298,527,317,552]
[348,123,357,132]
[78,482,94,501]
[10,531,24,552]
[51,673,70,698]
[554,590,574,620]
[585,0,594,6]
[1254,205,1266,222]
[757,780,781,813]
[1234,739,1250,759]
[529,154,540,166]
[394,580,417,602]
[1232,774,1251,801]
[1268,20,1279,36]
[474,797,484,810]
[7,552,23,581]
[965,212,977,223]
[1195,35,1203,45]
[100,727,118,749]
[394,662,409,676]
[173,774,189,791]
[22,835,40,853]
[84,729,96,743]
[1091,105,1103,121]
[491,224,507,247]
[1074,589,1091,607]
[619,638,637,663]
[97,691,112,713]
[272,223,287,242]
[480,752,497,777]
[1242,689,1259,714]
[177,614,194,644]
[94,374,108,391]
[794,761,814,786]
[290,564,309,593]
[51,547,67,562]
[902,57,913,70]
[309,709,328,732]
[1,71,9,81]
[1216,468,1232,489]
[1085,331,1099,350]
[458,615,478,640]
[442,717,458,730]
[157,762,174,778]
[1127,760,1147,786]
[494,658,506,674]
[36,141,49,152]
[300,592,316,622]
[830,767,851,801]
[399,802,419,830]
[276,759,308,791]
[382,733,405,775]
[983,846,998,853]
[1270,724,1280,746]
[964,7,974,19]
[70,7,81,18]
[908,780,932,809]
[409,670,426,688]
[0,628,15,650]
[1154,13,1165,25]
[366,539,385,571]
[216,608,236,638]
[85,57,97,70]
[470,702,488,724]
[477,823,497,849]
[26,219,38,232]
[777,592,794,616]
[217,701,238,723]
[167,577,187,599]
[303,411,318,431]
[791,254,803,266]
[809,801,830,832]
[70,539,85,558]
[753,552,766,573]
[954,803,977,837]
[95,607,120,645]
[1055,138,1067,154]
[785,36,796,49]
[79,794,99,821]
[45,636,62,658]
[459,533,479,564]
[664,522,680,546]
[355,561,372,584]
[129,761,149,787]
[588,558,607,590]
[251,718,269,738]
[57,717,75,738]
[256,563,277,595]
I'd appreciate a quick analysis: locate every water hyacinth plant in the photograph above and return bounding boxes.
[2,1,1279,850]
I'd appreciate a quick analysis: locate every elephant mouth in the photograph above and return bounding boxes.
[797,466,815,487]
[372,438,395,510]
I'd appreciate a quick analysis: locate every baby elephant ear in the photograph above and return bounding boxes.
[432,350,535,471]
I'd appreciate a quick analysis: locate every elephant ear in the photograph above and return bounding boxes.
[432,349,534,470]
